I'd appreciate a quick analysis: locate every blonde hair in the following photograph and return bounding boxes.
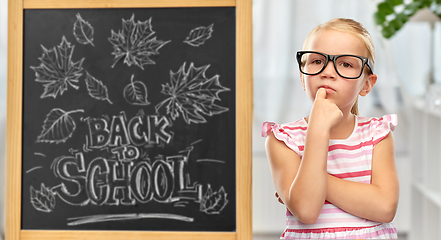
[302,18,375,115]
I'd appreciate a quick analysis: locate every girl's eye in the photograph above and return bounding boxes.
[312,60,323,65]
[341,62,352,68]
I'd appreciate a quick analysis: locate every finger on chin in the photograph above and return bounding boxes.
[315,87,327,100]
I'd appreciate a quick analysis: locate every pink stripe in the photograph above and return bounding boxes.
[328,140,373,151]
[276,128,293,139]
[327,159,370,169]
[287,217,373,226]
[353,124,370,135]
[344,228,397,239]
[327,149,372,161]
[320,208,347,214]
[284,228,397,239]
[358,117,384,127]
[283,126,307,131]
[285,131,306,137]
[373,132,390,146]
[330,170,371,179]
[284,223,382,233]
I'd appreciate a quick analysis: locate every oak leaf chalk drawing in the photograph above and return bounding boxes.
[84,72,113,104]
[37,108,84,144]
[200,185,228,215]
[155,62,230,124]
[183,24,214,47]
[123,74,150,106]
[31,36,85,99]
[30,183,56,213]
[73,13,95,46]
[108,14,171,69]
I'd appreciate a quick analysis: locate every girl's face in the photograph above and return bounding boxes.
[301,29,377,114]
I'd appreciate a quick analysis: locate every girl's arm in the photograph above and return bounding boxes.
[265,129,329,224]
[326,132,399,223]
[265,88,342,224]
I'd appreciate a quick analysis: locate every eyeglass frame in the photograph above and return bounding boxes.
[296,51,374,79]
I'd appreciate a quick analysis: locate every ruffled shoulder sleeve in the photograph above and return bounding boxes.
[369,114,398,146]
[262,120,307,156]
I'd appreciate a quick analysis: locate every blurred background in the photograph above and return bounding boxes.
[1,0,441,239]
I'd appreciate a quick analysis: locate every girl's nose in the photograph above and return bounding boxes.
[320,61,337,79]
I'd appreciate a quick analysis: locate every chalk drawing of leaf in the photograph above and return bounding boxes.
[73,13,95,46]
[155,62,230,124]
[200,185,228,214]
[30,183,56,213]
[183,24,214,47]
[37,108,84,144]
[123,74,150,106]
[30,36,84,98]
[85,72,113,104]
[108,14,171,69]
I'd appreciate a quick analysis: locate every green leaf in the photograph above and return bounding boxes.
[395,12,409,24]
[378,2,395,15]
[423,0,432,7]
[404,2,420,15]
[387,0,404,6]
[414,0,431,8]
[390,18,404,31]
[382,24,396,39]
[374,12,387,25]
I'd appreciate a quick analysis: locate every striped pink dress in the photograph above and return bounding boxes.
[262,114,398,239]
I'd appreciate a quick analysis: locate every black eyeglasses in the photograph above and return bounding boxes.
[296,51,374,79]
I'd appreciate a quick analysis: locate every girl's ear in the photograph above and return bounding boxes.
[359,74,377,96]
[300,72,306,91]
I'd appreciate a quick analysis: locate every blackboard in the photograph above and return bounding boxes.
[21,7,236,231]
[7,0,251,239]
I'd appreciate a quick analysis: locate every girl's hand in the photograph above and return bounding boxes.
[275,192,294,215]
[308,88,343,132]
[275,191,284,204]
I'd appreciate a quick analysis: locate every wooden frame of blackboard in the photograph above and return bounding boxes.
[6,0,252,239]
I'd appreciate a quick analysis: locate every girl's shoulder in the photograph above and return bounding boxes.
[261,118,307,138]
[262,118,307,154]
[356,114,397,145]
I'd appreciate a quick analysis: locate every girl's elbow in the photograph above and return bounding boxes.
[298,214,320,225]
[380,210,396,223]
[289,204,321,224]
[379,201,398,223]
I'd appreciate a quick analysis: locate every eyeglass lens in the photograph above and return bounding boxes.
[300,53,363,79]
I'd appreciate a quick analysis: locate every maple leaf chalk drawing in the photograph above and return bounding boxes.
[30,183,56,213]
[30,36,85,98]
[84,72,113,104]
[37,108,84,144]
[73,13,95,46]
[108,14,171,69]
[123,74,150,106]
[183,24,214,47]
[155,62,230,124]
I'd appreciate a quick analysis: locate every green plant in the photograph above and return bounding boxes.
[374,0,441,38]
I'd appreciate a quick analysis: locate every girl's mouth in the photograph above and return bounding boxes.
[319,85,336,93]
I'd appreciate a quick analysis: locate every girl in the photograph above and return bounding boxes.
[262,18,399,239]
